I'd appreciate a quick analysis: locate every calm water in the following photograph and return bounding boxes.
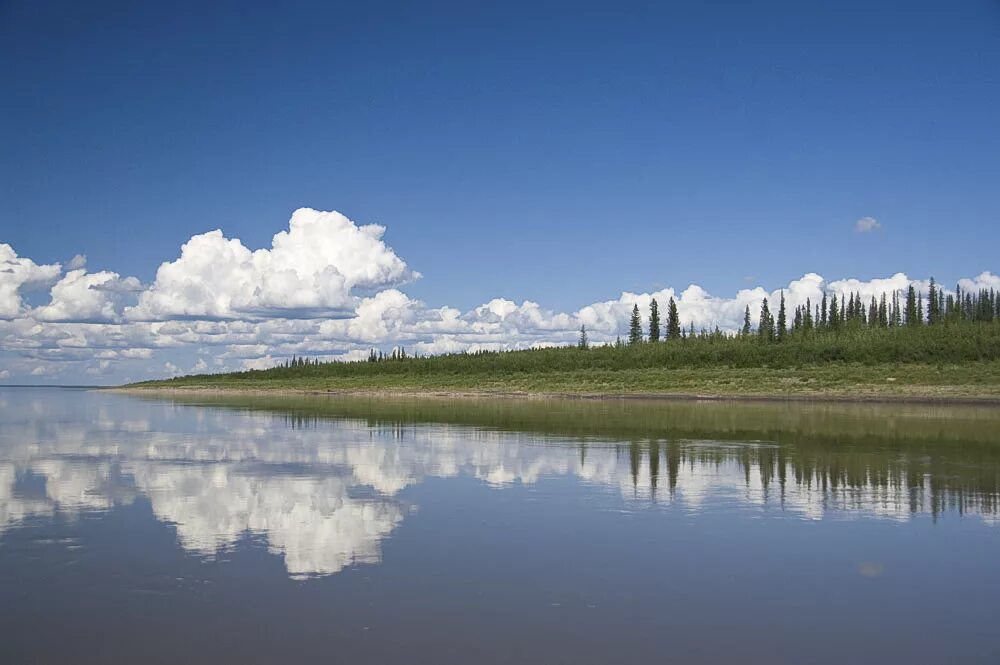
[1,388,999,664]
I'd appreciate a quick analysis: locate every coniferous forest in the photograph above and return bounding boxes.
[134,281,1000,398]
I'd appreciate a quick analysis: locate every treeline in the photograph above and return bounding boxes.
[599,279,1000,348]
[281,346,413,368]
[367,347,412,362]
[166,280,1000,383]
[197,321,1000,384]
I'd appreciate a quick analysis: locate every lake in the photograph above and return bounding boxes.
[1,387,998,664]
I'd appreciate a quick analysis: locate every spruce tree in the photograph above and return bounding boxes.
[648,298,661,342]
[927,278,939,324]
[820,293,828,327]
[905,285,918,326]
[578,324,589,349]
[628,304,643,345]
[667,297,681,340]
[741,305,752,337]
[758,298,774,341]
[776,291,787,340]
[829,294,840,329]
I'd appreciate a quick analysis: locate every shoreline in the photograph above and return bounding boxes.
[106,385,1000,407]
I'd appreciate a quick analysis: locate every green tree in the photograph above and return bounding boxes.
[829,294,840,329]
[741,305,752,336]
[927,278,939,324]
[648,298,661,342]
[758,298,774,341]
[667,297,681,340]
[776,291,787,340]
[578,324,589,349]
[628,304,643,345]
[905,285,918,326]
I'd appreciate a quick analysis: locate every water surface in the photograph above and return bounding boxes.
[1,387,999,664]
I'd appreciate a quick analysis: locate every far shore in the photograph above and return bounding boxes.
[107,385,1000,407]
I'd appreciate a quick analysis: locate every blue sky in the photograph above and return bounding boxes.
[1,0,998,382]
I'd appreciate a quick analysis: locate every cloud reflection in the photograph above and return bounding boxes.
[0,393,997,578]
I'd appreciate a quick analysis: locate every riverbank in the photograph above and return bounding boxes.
[118,361,1000,404]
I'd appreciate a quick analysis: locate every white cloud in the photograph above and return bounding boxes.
[1,208,996,383]
[33,269,125,323]
[958,271,1000,293]
[0,243,62,319]
[66,254,87,270]
[85,360,114,376]
[826,272,911,303]
[126,208,417,321]
[0,370,9,380]
[855,216,881,233]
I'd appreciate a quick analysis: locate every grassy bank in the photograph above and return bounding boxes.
[125,324,1000,400]
[125,362,1000,399]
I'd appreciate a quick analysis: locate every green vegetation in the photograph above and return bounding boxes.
[628,303,643,346]
[128,285,1000,399]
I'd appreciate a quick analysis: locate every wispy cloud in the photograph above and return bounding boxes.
[854,216,881,233]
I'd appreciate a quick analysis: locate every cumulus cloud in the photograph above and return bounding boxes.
[1,208,997,382]
[959,271,1000,293]
[855,216,881,233]
[126,208,417,321]
[0,243,61,319]
[32,269,127,323]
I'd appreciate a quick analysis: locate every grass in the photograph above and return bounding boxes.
[126,323,1000,400]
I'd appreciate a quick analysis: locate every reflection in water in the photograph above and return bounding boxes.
[1,390,999,578]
